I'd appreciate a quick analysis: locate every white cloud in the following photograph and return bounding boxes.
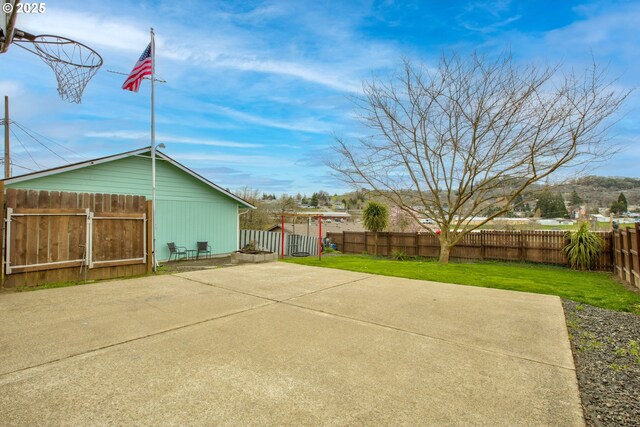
[0,80,23,97]
[173,152,294,166]
[17,8,187,61]
[19,9,148,52]
[85,131,263,148]
[212,56,361,93]
[209,104,332,134]
[543,5,640,57]
[16,4,384,93]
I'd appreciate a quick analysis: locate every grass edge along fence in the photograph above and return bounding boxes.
[326,229,614,272]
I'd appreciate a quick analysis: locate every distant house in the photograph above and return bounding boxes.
[590,214,608,222]
[268,224,293,234]
[2,147,254,261]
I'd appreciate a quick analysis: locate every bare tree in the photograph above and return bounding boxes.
[237,187,271,230]
[330,52,628,263]
[271,194,298,216]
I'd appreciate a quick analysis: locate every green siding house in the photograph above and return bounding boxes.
[2,147,254,261]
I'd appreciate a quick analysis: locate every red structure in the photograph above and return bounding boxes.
[278,212,349,261]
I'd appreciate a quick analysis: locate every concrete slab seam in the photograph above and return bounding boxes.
[178,274,373,303]
[174,273,576,371]
[0,301,275,378]
[282,301,577,372]
[177,276,282,302]
[279,275,373,302]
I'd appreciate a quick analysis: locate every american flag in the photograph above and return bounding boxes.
[122,43,152,92]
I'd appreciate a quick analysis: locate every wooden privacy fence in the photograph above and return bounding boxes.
[2,187,152,288]
[613,224,640,289]
[326,230,613,270]
[240,229,319,256]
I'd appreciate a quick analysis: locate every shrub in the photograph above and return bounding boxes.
[564,222,602,271]
[362,201,389,232]
[242,240,259,251]
[391,249,408,261]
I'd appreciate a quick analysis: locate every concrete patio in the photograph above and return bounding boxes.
[0,263,584,425]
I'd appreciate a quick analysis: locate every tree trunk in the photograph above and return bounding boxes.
[439,241,451,264]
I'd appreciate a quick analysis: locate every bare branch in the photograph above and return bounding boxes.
[328,51,629,263]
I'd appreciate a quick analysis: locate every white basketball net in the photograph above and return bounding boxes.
[19,35,103,103]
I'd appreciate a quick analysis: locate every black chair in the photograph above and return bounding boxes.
[196,241,211,259]
[167,242,187,261]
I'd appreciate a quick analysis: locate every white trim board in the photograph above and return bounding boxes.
[1,146,256,209]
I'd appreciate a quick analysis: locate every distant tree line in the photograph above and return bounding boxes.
[610,192,628,214]
[535,189,569,218]
[571,176,640,190]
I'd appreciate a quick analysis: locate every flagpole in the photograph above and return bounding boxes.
[150,27,157,272]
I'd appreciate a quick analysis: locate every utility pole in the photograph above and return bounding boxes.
[3,96,9,179]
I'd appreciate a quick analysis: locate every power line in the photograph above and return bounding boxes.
[0,158,38,173]
[10,152,46,172]
[12,163,38,172]
[9,127,42,169]
[12,120,87,160]
[10,121,71,164]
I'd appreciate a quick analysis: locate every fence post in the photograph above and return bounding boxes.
[146,200,153,274]
[480,230,485,261]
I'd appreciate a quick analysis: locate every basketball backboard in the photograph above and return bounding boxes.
[1,0,18,53]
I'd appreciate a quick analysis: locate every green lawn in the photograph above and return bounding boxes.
[284,255,640,314]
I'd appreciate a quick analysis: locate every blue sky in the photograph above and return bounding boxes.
[1,0,638,195]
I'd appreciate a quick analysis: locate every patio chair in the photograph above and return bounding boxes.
[167,242,188,261]
[196,241,211,259]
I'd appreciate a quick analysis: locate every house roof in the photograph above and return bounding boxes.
[268,224,294,233]
[1,146,256,209]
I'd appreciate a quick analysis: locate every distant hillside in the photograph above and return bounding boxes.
[555,176,640,208]
[331,176,640,212]
[568,176,640,190]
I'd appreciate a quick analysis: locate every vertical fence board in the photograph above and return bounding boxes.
[3,189,149,288]
[611,226,640,289]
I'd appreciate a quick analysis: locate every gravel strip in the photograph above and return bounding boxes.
[563,300,640,427]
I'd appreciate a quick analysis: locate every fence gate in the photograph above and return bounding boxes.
[2,189,150,288]
[89,212,147,268]
[5,208,90,274]
[5,209,146,273]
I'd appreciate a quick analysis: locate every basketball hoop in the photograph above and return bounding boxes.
[14,33,103,104]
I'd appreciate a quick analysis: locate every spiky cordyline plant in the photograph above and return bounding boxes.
[564,222,603,271]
